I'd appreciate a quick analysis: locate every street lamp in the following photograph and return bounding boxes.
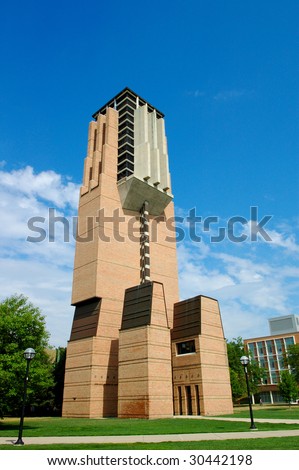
[240,355,257,430]
[15,348,36,445]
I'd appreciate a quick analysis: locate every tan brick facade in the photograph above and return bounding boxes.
[62,88,233,419]
[172,296,233,416]
[118,282,173,418]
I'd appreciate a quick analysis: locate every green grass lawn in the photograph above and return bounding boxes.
[222,405,299,420]
[1,409,299,450]
[1,414,299,438]
[1,436,299,450]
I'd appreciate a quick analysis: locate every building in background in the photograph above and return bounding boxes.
[268,314,299,336]
[244,314,299,404]
[62,88,233,418]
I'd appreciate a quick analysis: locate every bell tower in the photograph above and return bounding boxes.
[62,88,179,418]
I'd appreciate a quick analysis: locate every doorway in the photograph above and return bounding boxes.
[185,386,192,415]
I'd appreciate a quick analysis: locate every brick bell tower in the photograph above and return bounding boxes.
[62,88,179,418]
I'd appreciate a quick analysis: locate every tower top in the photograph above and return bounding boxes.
[92,87,165,120]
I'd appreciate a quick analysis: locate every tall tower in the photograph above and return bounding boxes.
[62,88,179,418]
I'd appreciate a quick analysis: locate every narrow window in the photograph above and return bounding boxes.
[93,130,98,151]
[102,124,106,146]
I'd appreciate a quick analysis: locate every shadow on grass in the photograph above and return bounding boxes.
[0,422,34,432]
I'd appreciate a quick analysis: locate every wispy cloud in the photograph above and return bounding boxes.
[186,88,254,102]
[176,210,299,341]
[213,89,247,101]
[185,90,206,98]
[243,220,299,253]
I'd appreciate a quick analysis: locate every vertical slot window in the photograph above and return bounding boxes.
[93,130,97,151]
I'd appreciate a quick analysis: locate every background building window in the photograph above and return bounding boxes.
[257,341,265,355]
[284,337,295,348]
[275,338,283,353]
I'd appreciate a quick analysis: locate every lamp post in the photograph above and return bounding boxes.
[15,348,36,445]
[240,355,257,430]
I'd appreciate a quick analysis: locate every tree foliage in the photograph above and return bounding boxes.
[53,347,66,414]
[278,370,299,405]
[0,294,55,417]
[226,337,265,402]
[284,344,299,384]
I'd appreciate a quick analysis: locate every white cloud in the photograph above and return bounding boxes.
[267,229,299,253]
[214,253,270,283]
[177,243,235,299]
[0,257,74,347]
[177,227,299,341]
[0,166,79,210]
[0,165,298,347]
[245,220,299,253]
[0,166,80,347]
[219,300,269,341]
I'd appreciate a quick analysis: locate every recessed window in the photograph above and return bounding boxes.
[117,169,133,181]
[119,120,134,132]
[118,153,134,164]
[177,340,196,355]
[93,129,97,151]
[118,128,134,139]
[117,161,134,172]
[118,112,134,124]
[118,136,134,147]
[118,143,134,154]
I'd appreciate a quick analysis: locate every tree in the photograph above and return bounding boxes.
[278,370,299,406]
[227,337,265,402]
[53,347,66,414]
[284,344,299,384]
[0,294,54,417]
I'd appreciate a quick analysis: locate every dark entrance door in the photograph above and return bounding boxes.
[195,384,200,415]
[185,385,192,415]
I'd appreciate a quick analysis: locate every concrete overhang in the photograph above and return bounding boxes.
[117,176,173,216]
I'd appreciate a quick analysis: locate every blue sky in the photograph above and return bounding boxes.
[0,0,298,346]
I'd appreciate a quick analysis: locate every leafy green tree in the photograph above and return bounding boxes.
[227,337,265,402]
[278,370,299,406]
[53,347,66,414]
[284,344,299,384]
[0,294,54,417]
[227,337,247,401]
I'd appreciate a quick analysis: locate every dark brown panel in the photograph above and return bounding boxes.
[120,282,153,330]
[69,297,101,341]
[171,296,201,341]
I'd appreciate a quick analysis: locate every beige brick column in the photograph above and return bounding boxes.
[118,282,173,418]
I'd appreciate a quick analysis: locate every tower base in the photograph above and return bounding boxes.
[118,282,173,419]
